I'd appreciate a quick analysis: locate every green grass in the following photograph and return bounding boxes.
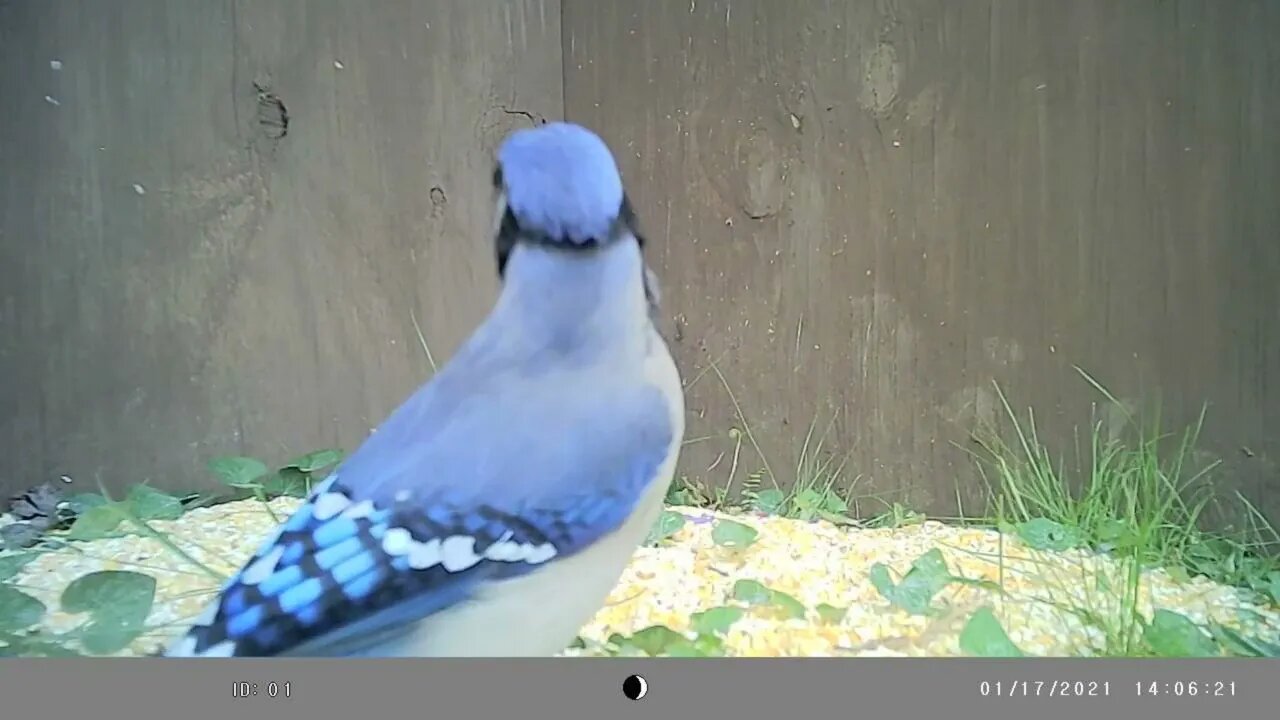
[950,368,1280,657]
[666,356,896,526]
[969,370,1218,568]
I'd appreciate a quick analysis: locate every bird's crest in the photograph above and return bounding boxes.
[490,122,659,313]
[494,122,628,246]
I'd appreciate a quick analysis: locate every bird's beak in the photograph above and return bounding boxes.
[490,191,508,237]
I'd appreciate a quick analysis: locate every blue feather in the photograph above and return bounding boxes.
[169,379,673,657]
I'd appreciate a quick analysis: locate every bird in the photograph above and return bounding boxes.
[162,121,685,657]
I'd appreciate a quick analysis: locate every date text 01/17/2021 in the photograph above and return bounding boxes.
[979,681,1111,697]
[232,681,293,699]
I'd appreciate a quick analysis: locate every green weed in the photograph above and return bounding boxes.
[0,447,343,657]
[956,368,1280,657]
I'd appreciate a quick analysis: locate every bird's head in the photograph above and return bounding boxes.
[491,122,661,313]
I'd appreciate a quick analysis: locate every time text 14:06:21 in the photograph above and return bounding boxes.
[1136,681,1235,696]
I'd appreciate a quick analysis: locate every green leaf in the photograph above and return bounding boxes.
[645,510,686,546]
[1015,518,1085,552]
[284,449,344,473]
[868,549,954,615]
[0,586,47,632]
[60,570,156,655]
[732,579,775,606]
[1208,623,1280,658]
[208,456,269,487]
[1095,518,1138,551]
[64,493,109,516]
[0,552,37,581]
[793,488,828,520]
[872,502,925,528]
[1143,610,1219,658]
[959,607,1024,657]
[1164,564,1192,585]
[690,606,745,636]
[661,641,700,657]
[711,519,759,549]
[693,632,727,655]
[868,564,897,602]
[65,505,126,541]
[125,485,184,521]
[820,492,849,515]
[730,579,805,619]
[768,589,807,619]
[751,488,786,515]
[261,468,311,499]
[815,603,847,624]
[624,625,687,656]
[903,548,949,580]
[794,488,848,518]
[665,632,726,657]
[665,480,704,507]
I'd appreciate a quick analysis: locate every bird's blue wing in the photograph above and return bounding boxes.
[167,373,675,657]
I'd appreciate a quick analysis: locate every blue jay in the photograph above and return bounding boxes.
[164,122,685,657]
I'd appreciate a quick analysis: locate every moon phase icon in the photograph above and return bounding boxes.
[622,674,649,700]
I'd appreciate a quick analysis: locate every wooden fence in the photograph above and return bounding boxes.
[2,0,1277,525]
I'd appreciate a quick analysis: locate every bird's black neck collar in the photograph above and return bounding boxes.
[491,165,646,279]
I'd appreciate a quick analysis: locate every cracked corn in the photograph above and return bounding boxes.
[3,499,1276,657]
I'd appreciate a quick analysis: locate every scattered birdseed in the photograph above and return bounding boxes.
[2,499,1276,657]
